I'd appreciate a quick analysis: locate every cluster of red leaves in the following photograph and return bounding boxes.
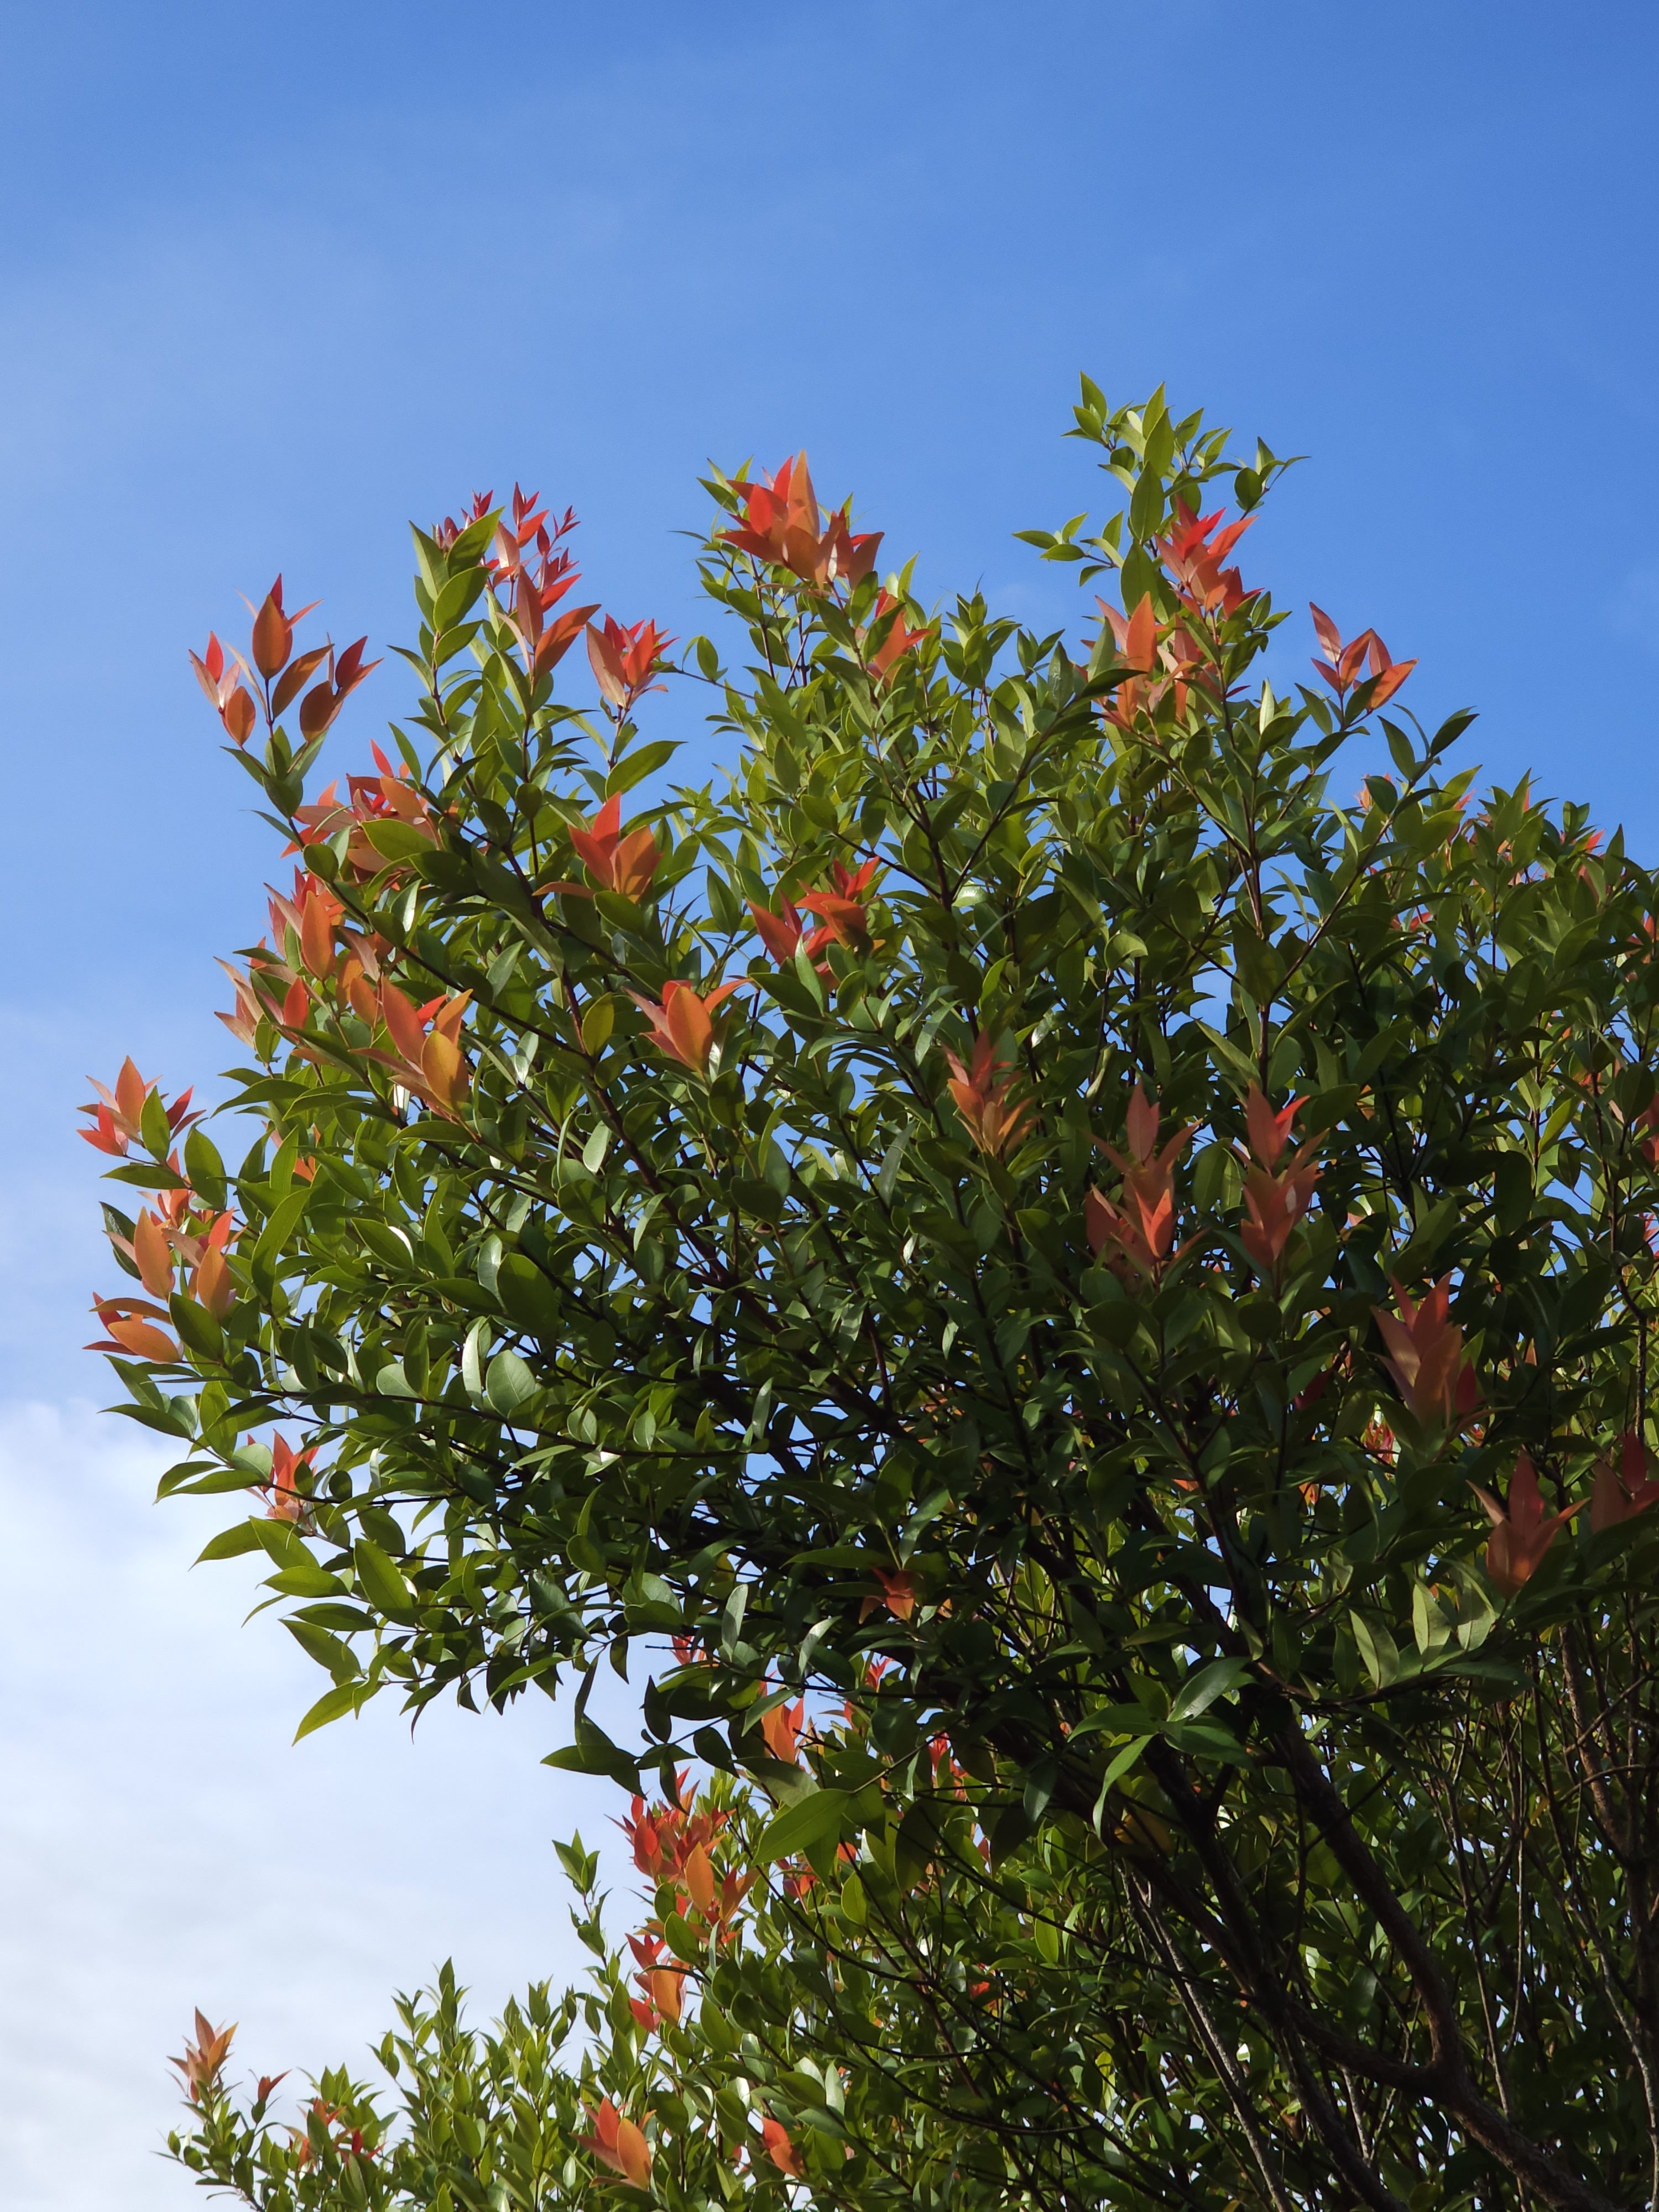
[859,588,929,682]
[1469,1433,1659,1598]
[169,2007,288,2138]
[357,981,473,1118]
[1310,602,1415,711]
[433,489,496,549]
[556,823,889,1080]
[718,452,881,592]
[1371,1276,1481,1427]
[618,1778,753,1945]
[751,860,880,971]
[79,1056,201,1158]
[258,1433,317,1526]
[446,490,677,718]
[288,743,439,883]
[756,2116,806,2177]
[759,1692,807,1766]
[291,2099,374,2170]
[581,2098,654,2188]
[170,2009,236,2104]
[588,616,676,714]
[1473,1453,1583,1596]
[629,979,745,1079]
[943,1035,1035,1161]
[562,793,661,900]
[1087,1084,1196,1281]
[82,1066,236,1364]
[218,870,354,1040]
[489,492,597,682]
[1092,530,1415,760]
[1156,503,1256,618]
[107,1185,237,1313]
[191,578,375,749]
[1096,595,1208,731]
[1237,1088,1323,1277]
[215,865,472,1116]
[1592,1430,1659,1532]
[860,1566,919,1622]
[624,1927,688,2035]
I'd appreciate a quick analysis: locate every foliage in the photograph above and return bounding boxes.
[87,392,1659,2211]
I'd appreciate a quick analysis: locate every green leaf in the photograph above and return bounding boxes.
[354,1539,416,1620]
[1167,1657,1251,1723]
[756,1788,851,1864]
[294,1682,366,1743]
[580,995,615,1055]
[196,1519,264,1563]
[541,1716,639,1791]
[285,1617,361,1682]
[1091,1736,1152,1831]
[182,1126,228,1211]
[607,739,679,796]
[267,1562,348,1599]
[363,818,435,865]
[487,1349,539,1417]
[1352,1613,1400,1690]
[432,567,487,630]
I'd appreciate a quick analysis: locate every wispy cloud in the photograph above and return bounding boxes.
[0,1399,625,2210]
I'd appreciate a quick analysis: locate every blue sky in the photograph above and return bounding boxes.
[3,2,1657,2201]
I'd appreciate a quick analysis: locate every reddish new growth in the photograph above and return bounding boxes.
[189,631,257,744]
[625,1929,687,2033]
[760,2117,805,2177]
[287,743,438,883]
[614,1778,755,2037]
[751,860,881,970]
[1590,1430,1659,1533]
[82,1066,225,1367]
[1373,1275,1480,1427]
[587,615,676,714]
[192,577,375,749]
[718,452,882,591]
[170,2010,235,2105]
[629,979,745,1078]
[1310,602,1416,711]
[358,982,473,1118]
[618,1776,754,1961]
[795,860,881,954]
[107,1186,238,1318]
[861,1567,918,1621]
[942,1034,1036,1160]
[1237,1085,1323,1277]
[759,1693,807,1765]
[860,589,928,681]
[1156,502,1256,618]
[79,1057,201,1158]
[564,793,661,899]
[1094,596,1206,731]
[257,1434,317,1526]
[581,2100,652,2189]
[1472,1452,1584,1597]
[481,489,597,682]
[1087,1083,1196,1282]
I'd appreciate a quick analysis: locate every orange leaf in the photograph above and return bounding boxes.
[251,582,293,679]
[132,1212,175,1298]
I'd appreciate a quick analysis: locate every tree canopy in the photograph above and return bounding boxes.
[87,383,1659,2211]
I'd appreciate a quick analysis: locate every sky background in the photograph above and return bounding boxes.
[3,1,1657,2201]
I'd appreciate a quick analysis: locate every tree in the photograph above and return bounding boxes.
[85,385,1659,2211]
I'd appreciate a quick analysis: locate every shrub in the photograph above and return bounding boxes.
[90,388,1659,2210]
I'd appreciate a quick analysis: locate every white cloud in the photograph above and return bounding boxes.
[0,1399,629,2210]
